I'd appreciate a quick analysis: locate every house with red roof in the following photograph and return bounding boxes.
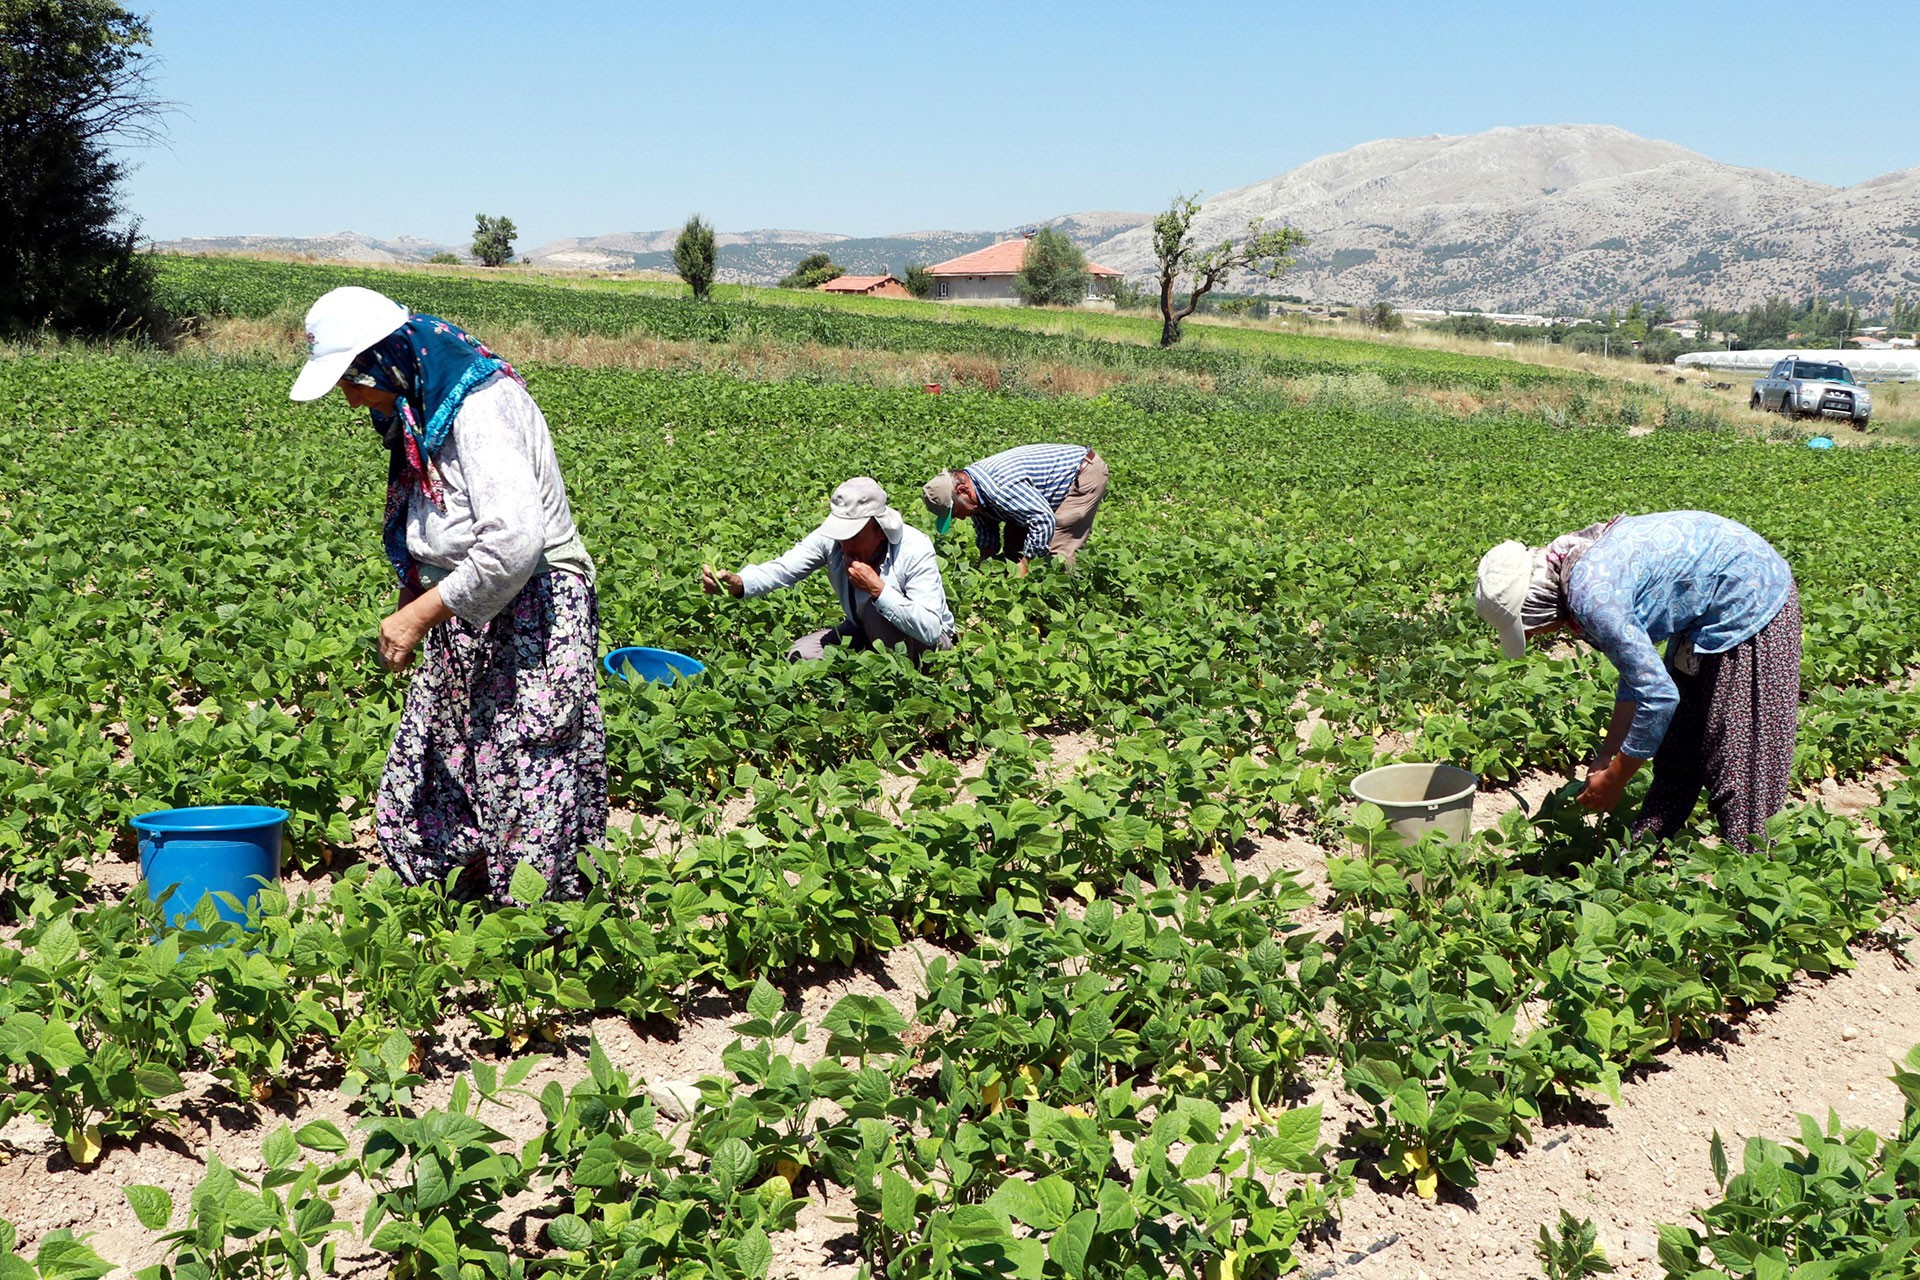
[818,274,912,299]
[926,236,1124,306]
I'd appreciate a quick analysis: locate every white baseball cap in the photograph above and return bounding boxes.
[817,477,905,543]
[289,286,410,402]
[1474,540,1547,660]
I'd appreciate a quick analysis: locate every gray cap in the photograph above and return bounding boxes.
[818,477,904,543]
[922,470,960,534]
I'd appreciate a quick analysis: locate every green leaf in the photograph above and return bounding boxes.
[881,1166,916,1235]
[1710,1130,1728,1188]
[710,1138,755,1190]
[508,861,548,904]
[547,1213,593,1251]
[1096,1179,1138,1232]
[294,1120,348,1153]
[261,1124,298,1171]
[417,1215,460,1267]
[746,977,782,1022]
[377,1028,412,1077]
[29,1237,113,1280]
[124,1184,174,1230]
[1050,1208,1097,1278]
[734,1226,773,1280]
[412,1152,454,1212]
[133,1064,184,1099]
[987,1175,1075,1231]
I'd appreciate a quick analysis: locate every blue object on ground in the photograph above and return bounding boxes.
[130,805,286,927]
[1807,436,1835,449]
[603,646,705,685]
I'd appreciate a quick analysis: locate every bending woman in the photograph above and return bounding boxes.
[291,286,605,903]
[1474,510,1800,851]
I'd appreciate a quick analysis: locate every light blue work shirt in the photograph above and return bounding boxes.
[1567,511,1794,759]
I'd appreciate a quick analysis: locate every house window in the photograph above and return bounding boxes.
[937,281,950,299]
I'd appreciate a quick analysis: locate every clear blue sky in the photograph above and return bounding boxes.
[125,0,1919,248]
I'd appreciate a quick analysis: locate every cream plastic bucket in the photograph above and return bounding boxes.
[1349,763,1478,845]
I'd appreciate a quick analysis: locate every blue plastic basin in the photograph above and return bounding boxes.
[603,647,705,685]
[130,805,286,928]
[1807,436,1836,450]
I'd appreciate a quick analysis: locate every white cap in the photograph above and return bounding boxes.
[817,477,905,543]
[1474,540,1546,660]
[289,287,410,402]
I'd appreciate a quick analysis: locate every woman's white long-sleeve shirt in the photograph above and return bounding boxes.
[406,373,593,624]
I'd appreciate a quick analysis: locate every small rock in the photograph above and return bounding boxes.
[646,1079,702,1121]
[1842,1025,1861,1041]
[1586,1165,1601,1180]
[1879,984,1894,997]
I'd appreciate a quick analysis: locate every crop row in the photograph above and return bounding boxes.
[152,256,1576,393]
[2,751,1915,1274]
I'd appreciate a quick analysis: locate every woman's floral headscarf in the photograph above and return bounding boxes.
[343,315,523,591]
[1520,516,1624,629]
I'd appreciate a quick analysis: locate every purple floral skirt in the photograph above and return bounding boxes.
[375,572,607,903]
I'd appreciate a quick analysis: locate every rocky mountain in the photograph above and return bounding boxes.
[1082,125,1920,310]
[527,228,989,282]
[156,231,464,263]
[157,127,1920,310]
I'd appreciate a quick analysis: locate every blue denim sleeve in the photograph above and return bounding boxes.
[1578,596,1678,758]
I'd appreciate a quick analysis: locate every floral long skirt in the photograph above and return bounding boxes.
[1631,586,1802,853]
[375,572,607,904]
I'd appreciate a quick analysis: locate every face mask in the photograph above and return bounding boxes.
[347,356,413,453]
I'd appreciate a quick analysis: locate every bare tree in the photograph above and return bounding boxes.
[1152,193,1308,347]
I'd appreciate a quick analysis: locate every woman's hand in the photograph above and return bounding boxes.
[378,611,427,672]
[1577,754,1644,812]
[845,561,884,598]
[379,587,454,672]
[701,564,744,597]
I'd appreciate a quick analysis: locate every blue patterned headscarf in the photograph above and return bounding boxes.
[343,314,523,592]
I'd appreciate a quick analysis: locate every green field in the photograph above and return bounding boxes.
[4,260,1920,1277]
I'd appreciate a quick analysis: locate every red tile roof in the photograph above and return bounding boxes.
[819,275,899,292]
[928,239,1122,277]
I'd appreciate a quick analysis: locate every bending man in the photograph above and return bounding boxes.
[702,477,956,661]
[1474,510,1800,851]
[922,443,1108,574]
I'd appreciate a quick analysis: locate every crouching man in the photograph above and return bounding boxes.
[701,477,956,661]
[922,442,1109,575]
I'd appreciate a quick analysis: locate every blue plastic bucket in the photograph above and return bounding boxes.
[130,805,286,928]
[603,647,705,685]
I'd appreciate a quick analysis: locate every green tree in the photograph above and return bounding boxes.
[1151,192,1308,347]
[778,252,844,289]
[1106,274,1147,310]
[1012,228,1090,307]
[1,0,166,336]
[903,262,934,299]
[425,252,459,265]
[672,213,717,301]
[1361,302,1404,332]
[471,214,516,268]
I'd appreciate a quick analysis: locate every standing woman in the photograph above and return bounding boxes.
[291,287,605,903]
[1474,511,1800,851]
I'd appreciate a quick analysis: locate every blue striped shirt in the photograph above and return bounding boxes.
[964,443,1088,560]
[1567,511,1794,759]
